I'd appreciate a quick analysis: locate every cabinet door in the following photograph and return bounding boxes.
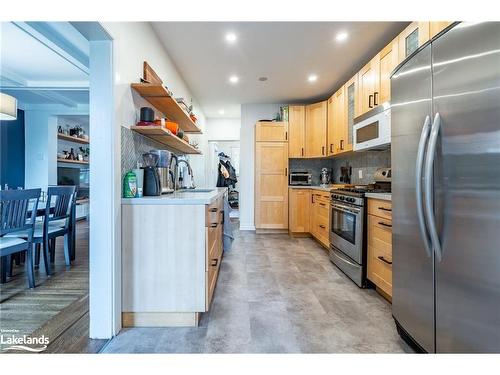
[309,195,318,237]
[378,37,399,105]
[289,188,310,233]
[305,101,327,158]
[288,105,306,157]
[255,121,288,142]
[255,141,288,229]
[332,86,348,154]
[429,21,453,39]
[398,22,430,63]
[358,56,380,115]
[343,74,358,154]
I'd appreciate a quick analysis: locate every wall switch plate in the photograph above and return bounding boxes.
[358,169,363,179]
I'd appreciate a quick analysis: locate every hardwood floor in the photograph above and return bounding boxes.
[0,220,107,353]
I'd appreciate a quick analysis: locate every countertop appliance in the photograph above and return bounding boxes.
[289,171,312,186]
[391,22,500,353]
[329,168,392,287]
[320,168,332,187]
[150,149,174,194]
[353,105,391,151]
[142,153,161,196]
[339,166,351,184]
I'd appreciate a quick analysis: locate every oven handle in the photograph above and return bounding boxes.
[330,246,359,268]
[331,203,361,215]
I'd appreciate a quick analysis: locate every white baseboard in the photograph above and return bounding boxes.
[239,223,255,231]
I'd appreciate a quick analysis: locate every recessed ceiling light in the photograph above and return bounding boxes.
[225,32,237,43]
[336,31,348,42]
[308,74,318,83]
[229,75,239,84]
[258,76,268,82]
[218,109,225,115]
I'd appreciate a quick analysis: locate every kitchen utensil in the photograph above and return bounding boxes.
[140,107,155,122]
[142,152,159,167]
[165,121,179,135]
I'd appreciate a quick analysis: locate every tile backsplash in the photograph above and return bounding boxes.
[289,149,391,185]
[121,126,165,178]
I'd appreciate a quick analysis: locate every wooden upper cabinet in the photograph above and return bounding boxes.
[255,121,288,142]
[398,22,430,63]
[358,55,380,116]
[328,86,348,155]
[429,22,454,39]
[343,74,358,153]
[255,141,289,229]
[377,37,399,105]
[305,101,327,158]
[288,105,306,158]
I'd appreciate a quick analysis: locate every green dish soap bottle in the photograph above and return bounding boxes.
[123,171,138,198]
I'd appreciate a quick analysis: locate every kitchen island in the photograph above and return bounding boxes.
[121,187,227,327]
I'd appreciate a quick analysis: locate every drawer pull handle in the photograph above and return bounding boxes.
[378,207,392,212]
[378,221,392,228]
[209,208,218,212]
[211,259,219,267]
[319,203,326,207]
[377,255,392,265]
[210,223,218,228]
[319,224,326,229]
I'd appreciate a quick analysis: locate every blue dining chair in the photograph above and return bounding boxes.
[7,186,76,276]
[0,189,41,288]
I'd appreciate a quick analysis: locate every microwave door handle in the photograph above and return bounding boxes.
[424,113,443,262]
[415,115,433,258]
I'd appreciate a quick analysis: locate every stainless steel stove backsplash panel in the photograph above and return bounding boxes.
[289,149,391,185]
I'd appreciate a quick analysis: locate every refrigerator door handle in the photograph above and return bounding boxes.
[416,115,433,257]
[424,112,443,262]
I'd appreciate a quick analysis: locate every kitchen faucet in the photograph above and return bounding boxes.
[177,159,195,189]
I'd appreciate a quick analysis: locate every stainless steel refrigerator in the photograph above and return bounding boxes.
[391,22,500,353]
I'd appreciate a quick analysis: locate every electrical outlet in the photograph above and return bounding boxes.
[358,169,363,179]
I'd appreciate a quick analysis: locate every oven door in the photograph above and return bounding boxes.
[330,202,364,263]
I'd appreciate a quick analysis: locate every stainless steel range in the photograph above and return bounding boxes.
[329,188,367,287]
[329,168,391,287]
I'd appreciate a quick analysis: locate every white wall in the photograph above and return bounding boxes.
[101,22,208,187]
[205,117,241,141]
[239,103,283,230]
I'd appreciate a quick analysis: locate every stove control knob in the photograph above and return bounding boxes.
[340,196,345,200]
[348,198,355,203]
[333,195,338,199]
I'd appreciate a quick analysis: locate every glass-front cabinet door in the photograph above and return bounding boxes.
[398,22,430,62]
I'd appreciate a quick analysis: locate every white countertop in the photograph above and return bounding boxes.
[289,185,346,192]
[365,192,392,201]
[122,187,227,205]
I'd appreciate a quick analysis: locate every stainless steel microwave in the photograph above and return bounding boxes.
[353,106,391,151]
[289,171,312,186]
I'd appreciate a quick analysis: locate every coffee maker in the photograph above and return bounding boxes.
[149,149,174,194]
[142,153,161,196]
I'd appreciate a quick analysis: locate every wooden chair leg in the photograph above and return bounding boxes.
[26,246,35,289]
[35,243,41,268]
[42,237,52,276]
[63,234,71,267]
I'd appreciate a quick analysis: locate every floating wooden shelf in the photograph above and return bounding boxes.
[57,158,89,165]
[131,83,202,134]
[57,133,90,144]
[130,126,201,155]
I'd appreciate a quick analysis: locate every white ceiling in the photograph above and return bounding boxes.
[152,22,408,118]
[0,22,89,107]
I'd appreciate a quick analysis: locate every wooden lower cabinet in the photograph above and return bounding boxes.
[288,188,330,248]
[289,188,311,233]
[310,191,330,248]
[367,199,392,299]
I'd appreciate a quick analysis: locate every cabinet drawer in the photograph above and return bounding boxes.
[206,254,221,309]
[313,191,330,201]
[316,201,329,220]
[314,215,329,247]
[367,199,392,220]
[205,197,223,226]
[367,214,392,296]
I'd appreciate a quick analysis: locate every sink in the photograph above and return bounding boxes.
[178,189,214,193]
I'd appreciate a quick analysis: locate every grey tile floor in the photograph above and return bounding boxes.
[103,227,413,353]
